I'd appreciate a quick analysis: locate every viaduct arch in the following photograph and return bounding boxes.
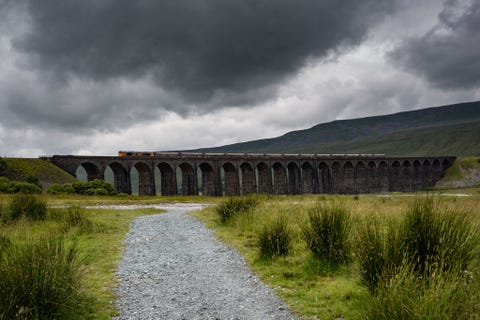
[48,153,455,196]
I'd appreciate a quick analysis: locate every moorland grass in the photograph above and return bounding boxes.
[362,264,480,320]
[8,194,47,221]
[302,203,351,267]
[0,194,167,319]
[402,197,478,277]
[215,195,259,223]
[0,236,83,320]
[257,214,293,259]
[191,192,480,319]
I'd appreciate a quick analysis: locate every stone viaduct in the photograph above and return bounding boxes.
[47,153,455,196]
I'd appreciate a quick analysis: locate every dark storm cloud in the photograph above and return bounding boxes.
[390,0,480,90]
[12,0,396,106]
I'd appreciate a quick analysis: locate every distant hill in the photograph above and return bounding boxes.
[192,101,480,156]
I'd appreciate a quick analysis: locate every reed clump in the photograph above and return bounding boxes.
[215,196,259,223]
[302,203,351,267]
[0,236,84,319]
[8,194,47,221]
[356,197,480,319]
[257,215,293,259]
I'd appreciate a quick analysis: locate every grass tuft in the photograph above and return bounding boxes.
[62,206,95,233]
[215,196,259,223]
[362,265,480,320]
[257,215,293,259]
[0,235,85,319]
[355,217,404,293]
[302,203,351,267]
[402,197,478,277]
[8,194,47,221]
[356,196,479,297]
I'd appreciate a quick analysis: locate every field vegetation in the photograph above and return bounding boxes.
[0,193,167,319]
[191,192,480,319]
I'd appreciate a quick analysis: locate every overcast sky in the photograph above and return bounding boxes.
[0,0,479,157]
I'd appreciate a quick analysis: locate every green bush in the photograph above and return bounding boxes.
[0,177,42,194]
[302,203,351,266]
[47,183,75,194]
[25,175,41,188]
[257,215,293,259]
[0,236,83,319]
[216,196,259,223]
[8,194,47,221]
[48,179,114,196]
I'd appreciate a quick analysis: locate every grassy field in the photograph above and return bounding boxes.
[0,194,190,319]
[191,191,480,319]
[1,190,479,319]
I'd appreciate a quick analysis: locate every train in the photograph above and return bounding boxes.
[118,150,388,158]
[118,151,155,158]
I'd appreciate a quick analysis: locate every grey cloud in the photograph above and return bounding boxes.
[0,75,180,132]
[12,0,396,107]
[390,0,480,90]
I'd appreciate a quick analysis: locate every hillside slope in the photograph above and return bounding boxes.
[193,101,480,156]
[1,158,77,188]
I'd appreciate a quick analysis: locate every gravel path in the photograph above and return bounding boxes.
[114,204,297,320]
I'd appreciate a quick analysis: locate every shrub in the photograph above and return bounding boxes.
[8,194,47,221]
[0,177,42,194]
[85,187,108,196]
[47,183,75,194]
[0,236,83,319]
[0,177,8,191]
[302,203,351,266]
[257,215,293,259]
[25,175,41,188]
[49,179,115,196]
[215,196,259,223]
[9,181,42,194]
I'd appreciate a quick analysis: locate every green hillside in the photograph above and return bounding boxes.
[194,101,480,156]
[1,158,77,188]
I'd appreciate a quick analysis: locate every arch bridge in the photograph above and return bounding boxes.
[47,153,455,196]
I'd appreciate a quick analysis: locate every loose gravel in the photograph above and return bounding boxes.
[114,203,297,320]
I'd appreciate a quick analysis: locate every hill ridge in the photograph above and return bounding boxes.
[190,101,480,156]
